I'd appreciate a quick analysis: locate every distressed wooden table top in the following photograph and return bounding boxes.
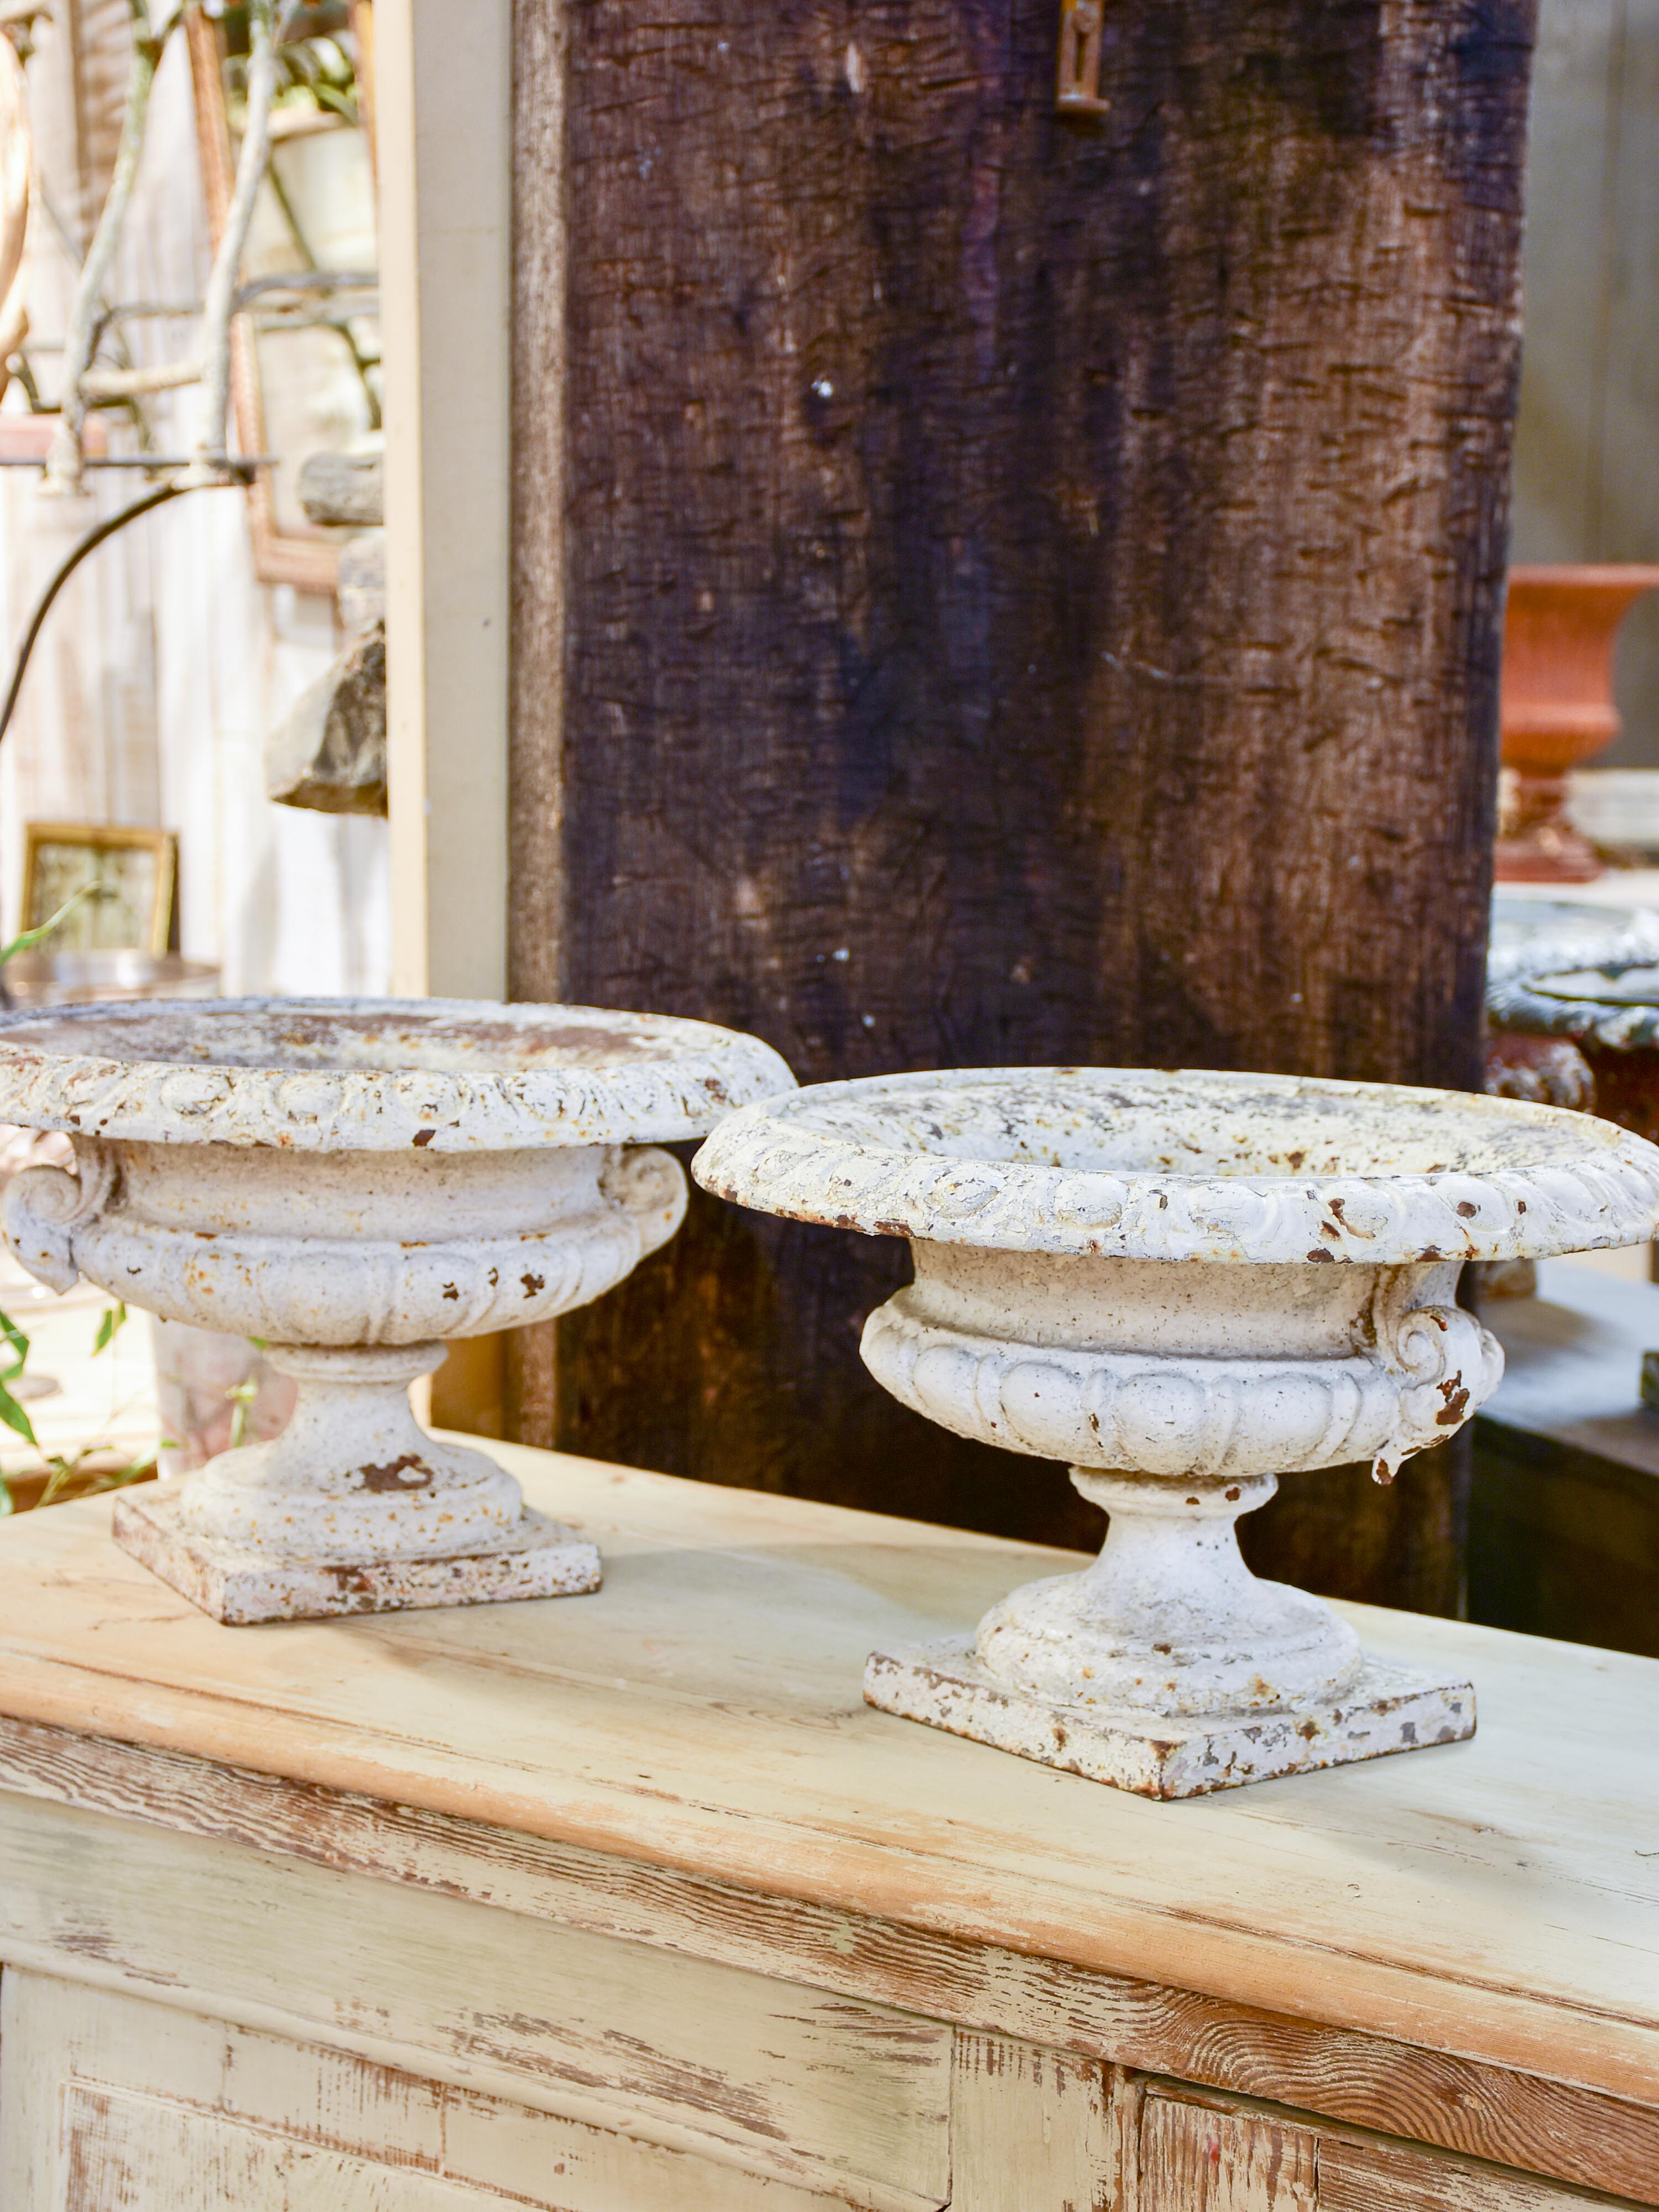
[0,1446,1654,2106]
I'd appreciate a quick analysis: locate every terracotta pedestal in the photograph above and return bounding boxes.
[1496,564,1659,883]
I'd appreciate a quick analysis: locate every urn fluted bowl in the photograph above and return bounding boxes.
[694,1067,1659,1796]
[0,996,795,1621]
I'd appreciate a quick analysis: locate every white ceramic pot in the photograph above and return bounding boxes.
[695,1067,1659,1794]
[0,997,794,1620]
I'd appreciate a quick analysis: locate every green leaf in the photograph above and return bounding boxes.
[0,881,97,969]
[97,1454,154,1496]
[0,1473,13,1517]
[0,1374,38,1449]
[92,1301,127,1355]
[226,1376,259,1452]
[37,1453,76,1509]
[0,1308,29,1381]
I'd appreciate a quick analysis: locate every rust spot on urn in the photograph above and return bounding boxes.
[1434,1375,1470,1425]
[356,1453,434,1493]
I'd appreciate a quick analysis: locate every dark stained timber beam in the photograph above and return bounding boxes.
[508,0,1537,1598]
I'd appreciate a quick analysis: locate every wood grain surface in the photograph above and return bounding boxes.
[0,1449,1652,2139]
[0,1793,951,2211]
[951,2035,1118,2211]
[2,1713,1653,2204]
[1141,2084,1628,2212]
[1141,2099,1317,2212]
[3,1972,853,2211]
[507,0,1536,1601]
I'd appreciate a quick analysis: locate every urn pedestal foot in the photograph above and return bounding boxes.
[863,1466,1475,1798]
[863,1641,1474,1799]
[109,1340,602,1624]
[109,1489,601,1625]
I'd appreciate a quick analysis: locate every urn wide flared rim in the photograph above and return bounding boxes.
[1487,891,1659,985]
[693,1066,1659,1264]
[1489,959,1659,1054]
[0,995,796,1151]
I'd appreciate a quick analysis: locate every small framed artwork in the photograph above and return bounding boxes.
[20,825,178,955]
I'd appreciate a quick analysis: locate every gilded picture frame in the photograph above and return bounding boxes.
[185,4,379,597]
[20,823,178,956]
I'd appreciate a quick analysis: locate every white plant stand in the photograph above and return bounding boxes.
[0,997,793,1622]
[695,1067,1659,1795]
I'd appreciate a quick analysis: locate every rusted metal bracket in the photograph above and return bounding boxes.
[1056,0,1109,115]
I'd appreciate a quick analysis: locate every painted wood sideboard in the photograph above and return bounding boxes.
[0,1444,1653,2210]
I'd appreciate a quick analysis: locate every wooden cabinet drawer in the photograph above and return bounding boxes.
[1139,2090,1642,2212]
[0,1790,950,2210]
[1,1971,862,2210]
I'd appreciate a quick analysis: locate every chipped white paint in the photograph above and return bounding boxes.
[0,997,792,1151]
[860,1250,1498,1492]
[113,1485,601,1627]
[863,1645,1474,1800]
[693,1067,1659,1264]
[0,997,794,1622]
[695,1068,1659,1794]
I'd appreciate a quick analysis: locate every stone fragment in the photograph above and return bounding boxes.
[297,446,384,528]
[337,529,384,635]
[265,621,387,816]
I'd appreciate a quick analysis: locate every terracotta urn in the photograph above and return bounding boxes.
[0,997,794,1623]
[695,1068,1659,1797]
[1496,563,1659,883]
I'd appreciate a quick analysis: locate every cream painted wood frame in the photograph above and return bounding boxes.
[378,0,513,1000]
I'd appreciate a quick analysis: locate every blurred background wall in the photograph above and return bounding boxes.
[0,1,389,993]
[1511,0,1659,773]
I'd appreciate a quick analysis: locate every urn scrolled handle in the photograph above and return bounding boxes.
[3,1146,115,1296]
[1370,1269,1501,1476]
[600,1144,688,1259]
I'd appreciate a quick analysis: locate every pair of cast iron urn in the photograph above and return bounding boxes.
[1,996,1654,1799]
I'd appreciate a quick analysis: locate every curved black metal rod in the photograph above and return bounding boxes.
[0,477,245,752]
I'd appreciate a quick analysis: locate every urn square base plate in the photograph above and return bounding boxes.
[111,1491,602,1626]
[863,1637,1475,1800]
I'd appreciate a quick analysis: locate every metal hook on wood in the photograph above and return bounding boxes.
[1056,0,1109,116]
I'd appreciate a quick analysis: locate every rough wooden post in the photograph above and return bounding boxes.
[508,0,1537,1602]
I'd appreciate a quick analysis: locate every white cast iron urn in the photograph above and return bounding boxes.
[0,997,794,1623]
[695,1068,1659,1796]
